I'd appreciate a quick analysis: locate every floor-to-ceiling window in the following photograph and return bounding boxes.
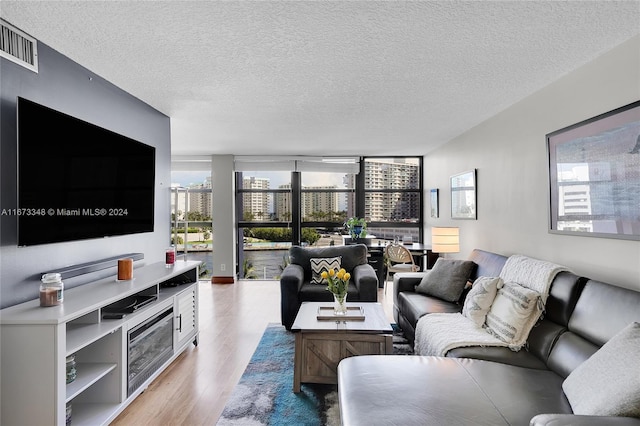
[362,157,422,243]
[300,169,356,250]
[236,170,293,279]
[170,158,213,280]
[235,156,423,279]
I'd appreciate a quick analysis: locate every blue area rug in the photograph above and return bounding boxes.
[216,323,338,426]
[217,323,412,426]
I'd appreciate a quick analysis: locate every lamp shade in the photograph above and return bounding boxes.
[431,227,460,253]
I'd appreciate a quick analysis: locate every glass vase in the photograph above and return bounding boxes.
[333,293,348,315]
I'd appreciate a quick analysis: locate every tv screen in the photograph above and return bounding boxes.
[17,97,156,246]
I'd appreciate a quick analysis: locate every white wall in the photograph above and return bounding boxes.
[424,35,640,291]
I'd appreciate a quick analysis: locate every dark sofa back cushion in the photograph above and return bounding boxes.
[512,273,583,365]
[547,331,599,378]
[289,244,368,279]
[547,279,640,378]
[568,279,640,346]
[544,272,584,327]
[467,249,507,281]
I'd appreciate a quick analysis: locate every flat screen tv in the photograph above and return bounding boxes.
[17,97,156,246]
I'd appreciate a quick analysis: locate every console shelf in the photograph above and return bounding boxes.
[70,403,122,426]
[66,322,122,355]
[0,260,200,426]
[66,362,118,401]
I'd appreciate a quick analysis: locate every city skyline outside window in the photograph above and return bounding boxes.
[171,157,423,280]
[170,170,213,279]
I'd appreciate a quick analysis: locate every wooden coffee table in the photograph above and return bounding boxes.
[291,301,393,392]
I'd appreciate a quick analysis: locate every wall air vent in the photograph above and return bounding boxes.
[0,20,38,73]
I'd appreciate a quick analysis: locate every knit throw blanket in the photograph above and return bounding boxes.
[415,255,569,356]
[498,254,567,304]
[415,313,508,356]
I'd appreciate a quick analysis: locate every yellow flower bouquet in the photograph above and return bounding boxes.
[321,268,351,314]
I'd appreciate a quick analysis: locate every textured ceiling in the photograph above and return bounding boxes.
[1,1,639,156]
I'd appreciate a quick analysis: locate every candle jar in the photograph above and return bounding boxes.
[165,246,176,267]
[117,258,133,281]
[40,273,63,307]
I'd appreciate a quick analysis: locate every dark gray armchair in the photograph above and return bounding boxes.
[280,244,378,329]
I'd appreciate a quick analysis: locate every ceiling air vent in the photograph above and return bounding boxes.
[0,19,38,73]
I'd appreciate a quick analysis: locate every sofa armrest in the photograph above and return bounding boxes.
[281,263,304,289]
[352,263,378,301]
[530,414,640,426]
[280,264,305,329]
[393,272,426,307]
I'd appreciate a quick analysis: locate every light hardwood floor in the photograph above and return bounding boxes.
[111,280,395,425]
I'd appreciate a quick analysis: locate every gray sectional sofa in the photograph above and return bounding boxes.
[338,249,640,425]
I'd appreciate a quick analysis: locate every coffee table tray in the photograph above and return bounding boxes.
[316,305,365,321]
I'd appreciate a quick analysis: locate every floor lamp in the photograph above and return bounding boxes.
[431,227,460,258]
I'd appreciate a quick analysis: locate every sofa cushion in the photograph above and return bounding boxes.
[289,244,368,279]
[562,322,640,417]
[397,292,462,329]
[415,258,475,302]
[543,272,584,327]
[310,256,341,284]
[467,249,507,281]
[485,281,542,349]
[568,279,640,346]
[461,276,501,326]
[338,356,572,426]
[298,282,359,301]
[446,345,547,370]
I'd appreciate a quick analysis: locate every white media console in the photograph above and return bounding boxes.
[0,259,200,426]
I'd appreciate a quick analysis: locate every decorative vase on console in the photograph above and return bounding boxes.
[321,268,351,315]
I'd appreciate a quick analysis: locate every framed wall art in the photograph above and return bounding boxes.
[451,169,476,220]
[547,100,640,240]
[430,188,439,218]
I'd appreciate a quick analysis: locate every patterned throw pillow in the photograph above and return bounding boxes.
[310,256,342,285]
[485,281,542,349]
[461,277,502,327]
[562,322,640,417]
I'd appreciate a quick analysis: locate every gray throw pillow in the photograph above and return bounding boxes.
[562,322,640,417]
[415,258,475,302]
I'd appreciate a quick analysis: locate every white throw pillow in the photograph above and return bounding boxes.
[310,256,341,285]
[562,322,640,417]
[461,277,502,327]
[485,281,542,349]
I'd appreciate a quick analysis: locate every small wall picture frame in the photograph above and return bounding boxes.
[430,188,439,218]
[451,169,477,220]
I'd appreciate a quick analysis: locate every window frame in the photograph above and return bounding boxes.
[236,156,423,243]
[361,156,424,238]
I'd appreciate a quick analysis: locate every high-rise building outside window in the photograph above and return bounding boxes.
[234,156,423,279]
[170,169,213,279]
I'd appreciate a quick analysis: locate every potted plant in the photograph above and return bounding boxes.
[345,217,367,239]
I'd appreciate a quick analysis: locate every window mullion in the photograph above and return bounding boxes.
[291,171,301,245]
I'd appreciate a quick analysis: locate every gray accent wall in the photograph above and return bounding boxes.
[424,35,640,291]
[1,41,171,308]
